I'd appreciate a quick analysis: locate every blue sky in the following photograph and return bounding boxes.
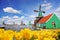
[0,0,60,24]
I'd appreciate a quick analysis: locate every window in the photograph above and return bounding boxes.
[52,22,56,28]
[43,23,46,29]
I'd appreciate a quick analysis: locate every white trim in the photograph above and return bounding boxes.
[46,14,54,23]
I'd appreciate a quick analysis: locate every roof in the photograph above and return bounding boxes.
[38,14,53,24]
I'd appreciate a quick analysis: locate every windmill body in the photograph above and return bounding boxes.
[34,5,45,28]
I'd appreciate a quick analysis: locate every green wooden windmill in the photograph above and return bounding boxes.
[28,21,32,26]
[34,5,45,28]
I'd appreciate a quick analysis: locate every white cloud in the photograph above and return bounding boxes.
[3,16,10,19]
[45,5,52,10]
[55,7,60,13]
[1,16,25,25]
[55,7,60,18]
[29,15,37,18]
[2,16,12,21]
[44,0,47,3]
[0,15,35,25]
[13,16,19,19]
[42,3,52,10]
[42,3,51,7]
[3,7,21,14]
[20,16,25,20]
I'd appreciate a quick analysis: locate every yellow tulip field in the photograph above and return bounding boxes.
[0,29,60,40]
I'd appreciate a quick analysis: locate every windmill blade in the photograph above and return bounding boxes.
[39,5,41,11]
[34,10,39,12]
[43,11,45,13]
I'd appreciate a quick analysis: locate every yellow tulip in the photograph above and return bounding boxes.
[20,28,32,40]
[15,32,23,40]
[32,31,39,39]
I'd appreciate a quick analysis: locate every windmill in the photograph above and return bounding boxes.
[20,21,24,25]
[3,21,6,25]
[34,5,45,28]
[28,21,31,26]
